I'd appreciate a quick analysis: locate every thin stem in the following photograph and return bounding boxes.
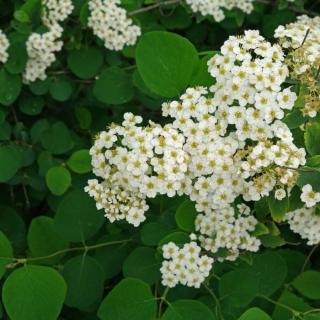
[158,287,169,318]
[204,284,224,320]
[22,184,30,209]
[301,244,318,273]
[296,29,311,49]
[259,294,303,319]
[3,239,131,267]
[129,0,182,16]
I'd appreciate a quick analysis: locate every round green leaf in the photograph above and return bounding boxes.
[27,216,69,264]
[123,247,161,285]
[41,121,74,155]
[175,200,197,232]
[46,166,72,195]
[0,145,22,182]
[93,67,134,105]
[98,278,157,320]
[19,96,44,115]
[158,231,190,247]
[5,38,28,74]
[136,31,198,98]
[62,255,104,310]
[219,269,259,307]
[0,70,21,106]
[305,122,320,156]
[0,232,13,280]
[292,271,320,300]
[238,307,271,320]
[68,48,103,79]
[49,78,73,102]
[267,193,289,222]
[0,206,26,252]
[67,149,91,174]
[161,300,216,320]
[140,222,171,246]
[54,189,104,242]
[2,265,66,320]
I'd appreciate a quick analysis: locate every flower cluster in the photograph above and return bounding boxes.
[185,0,254,22]
[275,16,320,118]
[285,207,320,245]
[0,29,9,64]
[161,241,213,288]
[85,113,189,226]
[87,30,310,288]
[88,0,141,51]
[23,0,74,82]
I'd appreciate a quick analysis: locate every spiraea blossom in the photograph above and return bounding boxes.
[0,29,9,64]
[185,0,254,22]
[88,0,141,51]
[23,0,74,82]
[285,207,320,245]
[87,30,312,288]
[161,241,214,288]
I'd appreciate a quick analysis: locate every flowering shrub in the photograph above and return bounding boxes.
[0,1,320,320]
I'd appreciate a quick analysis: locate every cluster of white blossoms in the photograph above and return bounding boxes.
[87,29,315,288]
[23,0,74,82]
[185,0,254,22]
[274,15,320,74]
[88,0,141,51]
[300,184,320,208]
[0,29,9,64]
[85,113,189,226]
[285,207,320,245]
[161,241,213,288]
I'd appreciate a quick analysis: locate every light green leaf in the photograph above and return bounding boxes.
[2,265,66,320]
[67,149,91,174]
[0,232,13,280]
[305,122,320,156]
[98,278,157,320]
[267,193,289,222]
[238,307,271,320]
[46,166,72,195]
[136,31,199,98]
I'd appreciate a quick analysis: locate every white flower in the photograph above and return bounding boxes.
[301,184,320,208]
[275,188,286,200]
[0,29,9,64]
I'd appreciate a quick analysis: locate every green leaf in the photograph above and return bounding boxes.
[140,222,171,246]
[0,232,13,280]
[267,193,289,222]
[68,47,103,79]
[0,70,21,106]
[123,247,161,285]
[161,299,216,320]
[5,37,28,74]
[67,149,91,173]
[252,222,269,237]
[305,122,320,156]
[94,234,132,280]
[292,271,320,300]
[175,200,197,232]
[297,171,320,192]
[93,67,134,105]
[19,95,44,116]
[46,166,72,195]
[273,289,311,320]
[41,121,74,155]
[260,234,286,248]
[0,206,26,252]
[158,231,190,247]
[98,278,157,320]
[245,251,287,296]
[62,255,104,310]
[27,216,69,264]
[2,265,66,320]
[238,307,271,320]
[0,145,22,182]
[49,78,73,102]
[54,189,104,242]
[219,269,259,307]
[136,31,199,98]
